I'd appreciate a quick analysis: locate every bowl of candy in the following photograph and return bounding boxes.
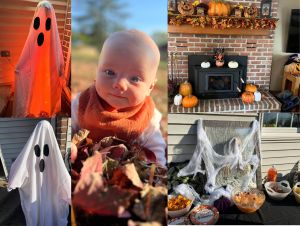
[293,182,300,204]
[232,188,265,213]
[265,180,291,200]
[168,194,194,218]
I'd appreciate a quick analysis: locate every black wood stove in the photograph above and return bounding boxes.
[188,55,248,99]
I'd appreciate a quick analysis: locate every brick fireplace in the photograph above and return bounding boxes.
[168,0,281,113]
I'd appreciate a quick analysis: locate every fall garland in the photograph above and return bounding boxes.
[169,14,278,30]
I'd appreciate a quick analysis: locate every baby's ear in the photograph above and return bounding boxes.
[148,79,157,95]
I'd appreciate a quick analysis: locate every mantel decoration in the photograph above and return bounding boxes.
[169,0,278,30]
[168,14,278,30]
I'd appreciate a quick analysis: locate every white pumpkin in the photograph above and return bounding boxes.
[173,94,182,106]
[254,91,261,102]
[201,61,211,68]
[228,61,239,68]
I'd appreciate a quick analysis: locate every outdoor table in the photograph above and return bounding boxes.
[217,191,300,225]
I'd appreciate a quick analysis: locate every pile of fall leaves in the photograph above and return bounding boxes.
[71,130,167,226]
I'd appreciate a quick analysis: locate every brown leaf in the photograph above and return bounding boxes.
[72,129,90,145]
[80,152,103,179]
[132,185,167,224]
[73,173,137,216]
[110,163,144,189]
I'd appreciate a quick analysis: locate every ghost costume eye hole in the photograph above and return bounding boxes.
[43,144,49,156]
[33,17,40,30]
[45,18,51,31]
[34,144,41,157]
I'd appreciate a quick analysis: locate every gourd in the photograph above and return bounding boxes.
[201,61,211,68]
[214,196,231,213]
[228,61,238,68]
[182,95,198,108]
[179,81,192,96]
[242,91,254,104]
[173,94,183,106]
[245,83,257,93]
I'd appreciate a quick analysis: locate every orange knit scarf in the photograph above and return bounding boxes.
[78,85,155,143]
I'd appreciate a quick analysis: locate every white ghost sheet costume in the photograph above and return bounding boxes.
[8,120,71,226]
[14,0,65,117]
[178,119,260,194]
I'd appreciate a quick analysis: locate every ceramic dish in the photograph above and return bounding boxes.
[189,205,219,225]
[168,194,194,218]
[293,182,300,204]
[232,188,265,213]
[265,180,292,200]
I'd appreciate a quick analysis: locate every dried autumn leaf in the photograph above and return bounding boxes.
[72,129,90,145]
[73,172,137,216]
[80,152,103,179]
[132,185,167,224]
[110,163,144,189]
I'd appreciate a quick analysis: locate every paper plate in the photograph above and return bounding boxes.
[189,205,219,225]
[168,216,190,225]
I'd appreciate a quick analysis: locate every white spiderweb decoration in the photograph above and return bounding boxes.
[178,119,260,193]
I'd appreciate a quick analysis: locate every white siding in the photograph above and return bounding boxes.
[0,118,51,178]
[260,127,300,177]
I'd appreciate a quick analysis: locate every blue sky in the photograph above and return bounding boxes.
[72,0,167,36]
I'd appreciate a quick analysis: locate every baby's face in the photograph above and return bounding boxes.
[95,34,159,110]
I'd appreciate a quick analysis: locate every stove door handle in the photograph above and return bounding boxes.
[240,78,245,83]
[236,87,241,92]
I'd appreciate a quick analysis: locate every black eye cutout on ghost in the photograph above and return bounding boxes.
[46,18,51,31]
[34,144,50,172]
[33,17,40,30]
[33,16,51,47]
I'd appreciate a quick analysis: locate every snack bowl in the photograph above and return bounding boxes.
[168,194,194,218]
[232,187,265,213]
[293,182,300,204]
[265,180,292,200]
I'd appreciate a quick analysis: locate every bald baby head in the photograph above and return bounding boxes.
[99,30,160,77]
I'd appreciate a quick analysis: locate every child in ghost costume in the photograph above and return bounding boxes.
[14,0,66,117]
[72,30,166,166]
[8,120,71,226]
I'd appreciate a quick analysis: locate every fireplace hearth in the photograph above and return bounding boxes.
[188,55,248,99]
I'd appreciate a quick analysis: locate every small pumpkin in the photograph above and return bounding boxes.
[242,91,254,104]
[173,94,183,106]
[228,61,238,68]
[245,83,257,93]
[179,81,192,96]
[182,95,198,108]
[208,0,229,16]
[201,61,211,68]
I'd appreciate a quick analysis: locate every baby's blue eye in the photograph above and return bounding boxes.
[104,69,115,77]
[130,76,141,83]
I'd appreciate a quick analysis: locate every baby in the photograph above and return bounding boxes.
[72,30,166,166]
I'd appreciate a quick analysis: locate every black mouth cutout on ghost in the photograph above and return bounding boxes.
[33,16,51,47]
[34,144,50,172]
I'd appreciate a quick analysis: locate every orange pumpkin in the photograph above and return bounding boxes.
[182,95,198,108]
[179,81,192,96]
[245,83,257,93]
[208,0,229,16]
[241,92,254,104]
